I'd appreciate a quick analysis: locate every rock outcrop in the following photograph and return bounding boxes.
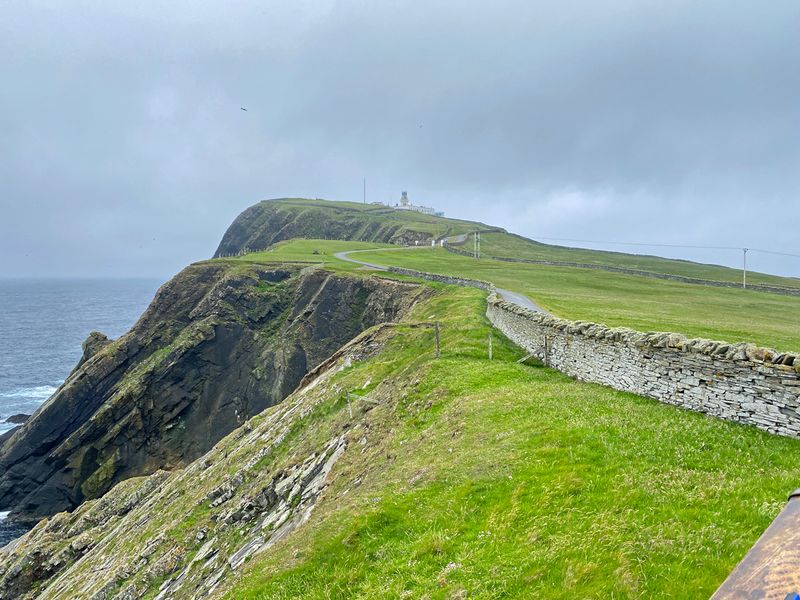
[75,331,111,370]
[4,415,29,425]
[0,262,423,521]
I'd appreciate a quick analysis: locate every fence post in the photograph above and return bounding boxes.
[434,322,440,358]
[488,331,493,360]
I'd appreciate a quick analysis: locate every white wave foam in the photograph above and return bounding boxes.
[0,385,58,400]
[0,512,9,521]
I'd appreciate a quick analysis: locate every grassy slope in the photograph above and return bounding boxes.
[222,239,396,273]
[349,246,800,351]
[254,200,799,290]
[214,260,800,599]
[477,232,800,289]
[271,198,485,240]
[260,199,799,290]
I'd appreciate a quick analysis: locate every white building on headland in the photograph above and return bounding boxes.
[394,191,444,216]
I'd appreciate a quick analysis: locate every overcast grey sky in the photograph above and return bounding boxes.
[1,0,798,279]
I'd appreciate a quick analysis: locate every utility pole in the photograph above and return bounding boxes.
[742,248,748,289]
[363,177,366,204]
[473,231,481,259]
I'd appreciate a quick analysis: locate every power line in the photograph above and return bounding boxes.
[749,248,800,259]
[530,236,740,251]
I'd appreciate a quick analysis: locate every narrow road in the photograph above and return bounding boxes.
[333,248,550,315]
[494,288,546,313]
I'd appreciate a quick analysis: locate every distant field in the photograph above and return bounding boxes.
[349,246,800,351]
[213,239,800,352]
[230,199,800,292]
[476,232,800,290]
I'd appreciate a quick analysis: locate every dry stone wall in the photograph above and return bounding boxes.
[385,266,492,291]
[377,262,800,437]
[486,292,800,437]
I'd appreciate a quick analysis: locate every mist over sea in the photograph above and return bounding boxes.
[0,278,162,434]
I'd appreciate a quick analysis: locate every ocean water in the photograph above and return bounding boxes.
[0,510,27,546]
[0,278,162,544]
[0,278,163,434]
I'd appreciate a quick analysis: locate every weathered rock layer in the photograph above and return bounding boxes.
[0,262,422,520]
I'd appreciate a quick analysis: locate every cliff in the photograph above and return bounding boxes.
[0,261,424,521]
[213,198,481,257]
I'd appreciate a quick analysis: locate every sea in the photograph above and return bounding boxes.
[0,277,162,544]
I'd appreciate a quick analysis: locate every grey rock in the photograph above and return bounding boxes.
[0,264,422,521]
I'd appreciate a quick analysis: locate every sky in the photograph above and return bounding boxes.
[1,0,798,279]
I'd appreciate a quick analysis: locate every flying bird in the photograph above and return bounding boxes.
[240,107,248,112]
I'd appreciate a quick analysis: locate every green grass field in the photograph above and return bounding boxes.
[219,239,397,273]
[221,281,800,599]
[215,239,800,351]
[347,245,800,351]
[475,232,800,290]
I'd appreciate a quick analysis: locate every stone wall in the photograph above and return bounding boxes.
[486,293,800,437]
[385,266,492,291]
[379,261,800,437]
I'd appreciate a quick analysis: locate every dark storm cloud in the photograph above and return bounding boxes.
[1,0,798,278]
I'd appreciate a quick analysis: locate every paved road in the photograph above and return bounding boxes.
[333,248,549,315]
[333,247,426,271]
[494,287,546,313]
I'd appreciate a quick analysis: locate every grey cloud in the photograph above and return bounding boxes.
[0,0,798,278]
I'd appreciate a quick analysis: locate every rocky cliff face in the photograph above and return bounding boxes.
[0,262,423,521]
[214,199,438,257]
[0,322,405,599]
